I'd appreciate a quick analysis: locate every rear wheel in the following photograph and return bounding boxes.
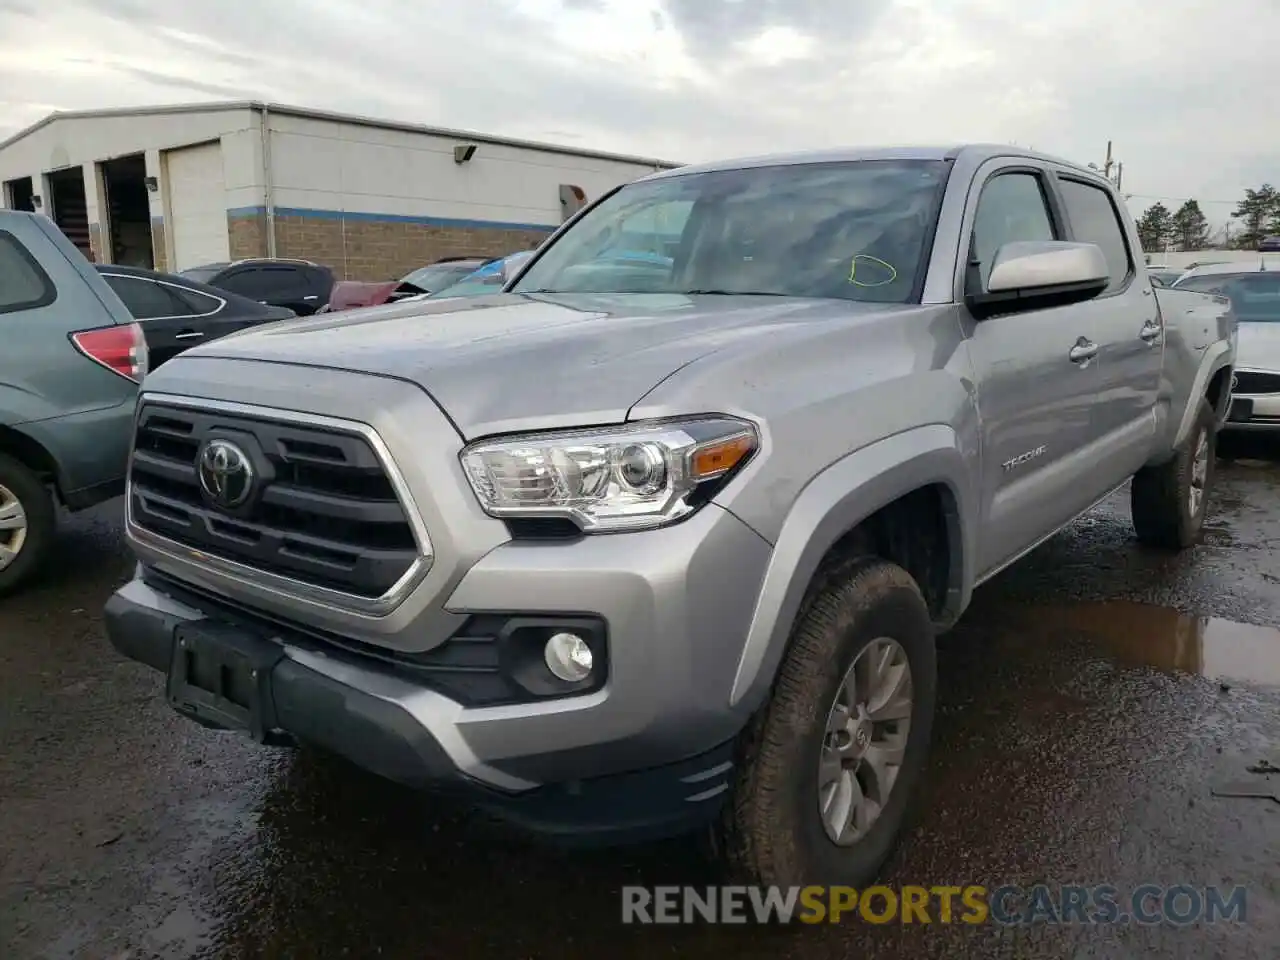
[716,557,936,886]
[0,452,56,597]
[1131,398,1216,550]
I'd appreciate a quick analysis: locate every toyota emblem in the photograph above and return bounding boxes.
[198,439,255,509]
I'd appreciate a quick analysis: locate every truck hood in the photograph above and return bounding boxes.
[190,292,908,438]
[1237,322,1280,373]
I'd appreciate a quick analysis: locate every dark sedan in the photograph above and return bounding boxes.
[178,258,335,315]
[94,264,296,369]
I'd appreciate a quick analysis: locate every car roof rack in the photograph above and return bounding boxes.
[228,257,318,266]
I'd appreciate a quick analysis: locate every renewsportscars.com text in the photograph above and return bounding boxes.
[621,884,1248,925]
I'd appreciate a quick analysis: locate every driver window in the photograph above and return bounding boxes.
[970,173,1057,290]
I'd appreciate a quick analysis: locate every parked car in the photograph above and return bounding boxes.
[322,257,492,313]
[0,211,146,595]
[421,250,537,299]
[1258,236,1280,252]
[1174,258,1280,430]
[105,145,1234,887]
[95,265,296,369]
[1146,266,1182,287]
[179,258,334,315]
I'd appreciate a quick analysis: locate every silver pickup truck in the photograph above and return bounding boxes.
[104,145,1234,887]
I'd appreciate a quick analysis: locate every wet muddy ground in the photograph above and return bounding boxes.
[3,436,1279,959]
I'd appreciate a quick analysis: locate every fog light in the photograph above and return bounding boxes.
[544,632,593,682]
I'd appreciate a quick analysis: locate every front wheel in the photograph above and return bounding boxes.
[716,557,937,887]
[1131,397,1216,550]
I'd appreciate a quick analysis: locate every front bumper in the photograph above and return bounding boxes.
[105,501,772,842]
[1222,392,1280,431]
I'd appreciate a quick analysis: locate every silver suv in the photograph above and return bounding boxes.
[106,145,1234,886]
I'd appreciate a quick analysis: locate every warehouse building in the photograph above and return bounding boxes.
[0,101,677,279]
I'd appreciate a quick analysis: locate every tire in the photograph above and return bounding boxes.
[1131,397,1216,550]
[716,556,937,887]
[0,452,57,597]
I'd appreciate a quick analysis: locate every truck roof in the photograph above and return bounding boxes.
[640,144,1102,183]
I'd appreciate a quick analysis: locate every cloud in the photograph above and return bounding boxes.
[0,0,1274,223]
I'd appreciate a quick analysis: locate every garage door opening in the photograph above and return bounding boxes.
[100,154,154,268]
[47,167,91,259]
[3,176,34,212]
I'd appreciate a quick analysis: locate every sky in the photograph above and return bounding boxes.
[1,0,1276,229]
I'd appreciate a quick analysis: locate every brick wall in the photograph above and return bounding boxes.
[87,222,103,263]
[264,214,554,281]
[228,213,268,260]
[151,219,167,272]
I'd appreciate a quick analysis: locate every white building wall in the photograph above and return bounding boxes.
[258,112,666,229]
[0,108,252,185]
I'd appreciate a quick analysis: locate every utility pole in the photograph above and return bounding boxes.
[1115,162,1123,192]
[1103,141,1113,181]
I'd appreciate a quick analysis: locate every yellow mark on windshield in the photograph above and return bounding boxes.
[849,255,898,287]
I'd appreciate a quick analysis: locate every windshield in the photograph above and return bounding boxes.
[400,261,479,292]
[511,160,949,303]
[1174,271,1280,321]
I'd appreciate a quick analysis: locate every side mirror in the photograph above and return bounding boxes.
[968,241,1109,319]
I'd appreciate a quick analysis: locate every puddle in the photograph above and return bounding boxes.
[1017,601,1280,687]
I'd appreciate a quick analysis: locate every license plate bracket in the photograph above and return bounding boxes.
[168,621,285,742]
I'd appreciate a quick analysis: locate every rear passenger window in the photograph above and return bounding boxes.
[0,231,56,314]
[970,173,1057,290]
[104,275,188,320]
[216,268,268,297]
[1058,178,1133,295]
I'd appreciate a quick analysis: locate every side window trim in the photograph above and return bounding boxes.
[155,278,223,318]
[100,272,224,321]
[1050,171,1136,299]
[0,230,58,315]
[964,164,1065,297]
[167,283,225,317]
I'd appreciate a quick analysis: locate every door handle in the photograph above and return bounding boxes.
[1068,337,1098,364]
[174,330,204,341]
[303,295,319,301]
[1139,321,1162,343]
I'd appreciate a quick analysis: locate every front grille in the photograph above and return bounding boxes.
[129,402,420,599]
[1234,371,1280,394]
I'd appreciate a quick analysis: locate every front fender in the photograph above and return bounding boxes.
[1176,339,1233,445]
[1154,290,1236,460]
[726,424,975,712]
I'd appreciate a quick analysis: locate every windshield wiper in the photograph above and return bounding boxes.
[682,289,793,296]
[514,288,795,297]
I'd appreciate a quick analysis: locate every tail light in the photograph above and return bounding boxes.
[70,322,149,382]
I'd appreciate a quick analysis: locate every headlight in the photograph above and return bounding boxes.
[461,417,758,532]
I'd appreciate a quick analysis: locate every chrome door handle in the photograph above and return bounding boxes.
[1068,337,1098,364]
[1139,321,1162,343]
[174,330,204,341]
